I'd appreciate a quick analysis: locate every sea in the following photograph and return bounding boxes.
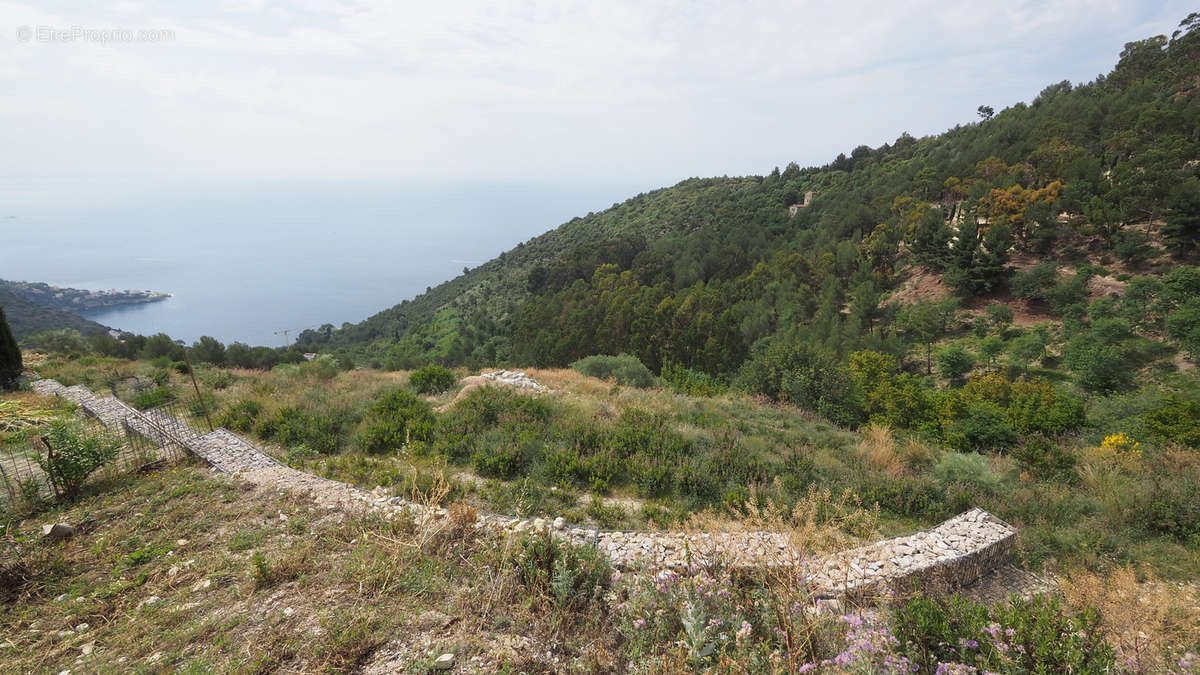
[2,181,651,347]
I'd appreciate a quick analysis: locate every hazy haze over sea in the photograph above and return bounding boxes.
[2,182,651,347]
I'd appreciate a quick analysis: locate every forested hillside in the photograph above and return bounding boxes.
[306,16,1198,387]
[0,286,113,339]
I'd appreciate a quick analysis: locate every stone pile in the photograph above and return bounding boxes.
[479,370,546,391]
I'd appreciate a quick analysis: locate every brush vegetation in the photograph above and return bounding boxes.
[6,15,1200,672]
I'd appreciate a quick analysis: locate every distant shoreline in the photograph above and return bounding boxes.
[0,279,170,315]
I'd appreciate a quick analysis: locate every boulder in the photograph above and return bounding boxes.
[41,523,75,540]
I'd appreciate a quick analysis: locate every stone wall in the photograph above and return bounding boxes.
[806,508,1016,599]
[29,377,1022,600]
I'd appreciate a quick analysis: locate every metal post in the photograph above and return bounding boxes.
[181,348,214,432]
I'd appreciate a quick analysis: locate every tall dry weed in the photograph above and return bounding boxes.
[683,481,880,567]
[858,423,906,478]
[1061,566,1200,672]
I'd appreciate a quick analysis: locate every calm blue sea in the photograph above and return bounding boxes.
[1,182,651,346]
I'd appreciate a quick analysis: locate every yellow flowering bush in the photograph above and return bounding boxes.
[1085,433,1142,472]
[1101,433,1141,457]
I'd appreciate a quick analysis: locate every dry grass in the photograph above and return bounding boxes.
[684,482,881,563]
[0,462,624,672]
[858,424,906,478]
[1060,566,1200,672]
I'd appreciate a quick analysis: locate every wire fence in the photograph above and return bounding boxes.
[0,388,200,514]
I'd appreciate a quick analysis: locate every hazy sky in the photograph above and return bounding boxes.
[1,1,1193,206]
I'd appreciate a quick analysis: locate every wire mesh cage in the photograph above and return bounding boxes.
[0,389,201,513]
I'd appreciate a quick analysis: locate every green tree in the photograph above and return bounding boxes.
[944,218,1013,296]
[1165,298,1200,361]
[936,343,975,381]
[1009,329,1047,370]
[984,304,1014,332]
[189,336,226,365]
[1063,333,1130,392]
[1162,177,1200,257]
[26,329,89,355]
[897,299,959,374]
[0,306,22,389]
[1011,261,1059,302]
[909,208,953,270]
[141,333,184,361]
[978,335,1006,371]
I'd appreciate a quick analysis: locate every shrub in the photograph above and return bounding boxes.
[1140,477,1200,544]
[0,307,21,390]
[570,353,656,388]
[1011,261,1059,302]
[1144,396,1200,448]
[36,421,120,499]
[935,343,974,380]
[513,533,611,611]
[738,338,864,427]
[892,595,991,669]
[944,407,1018,453]
[893,594,1113,673]
[207,371,235,390]
[630,456,673,497]
[1006,380,1086,435]
[932,452,1000,490]
[985,303,1013,330]
[257,407,348,455]
[473,438,526,479]
[857,476,947,519]
[1008,330,1047,369]
[357,390,435,454]
[1012,435,1076,481]
[407,365,458,394]
[677,459,720,502]
[25,329,89,355]
[660,360,726,396]
[130,385,175,410]
[431,386,555,461]
[217,400,263,433]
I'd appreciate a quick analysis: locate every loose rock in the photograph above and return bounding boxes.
[42,523,75,540]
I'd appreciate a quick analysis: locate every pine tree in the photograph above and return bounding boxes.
[0,306,23,390]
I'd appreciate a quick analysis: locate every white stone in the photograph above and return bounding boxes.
[433,652,455,670]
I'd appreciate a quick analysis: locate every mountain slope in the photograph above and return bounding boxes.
[0,286,113,339]
[305,15,1200,380]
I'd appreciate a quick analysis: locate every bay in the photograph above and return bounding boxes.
[1,181,650,347]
